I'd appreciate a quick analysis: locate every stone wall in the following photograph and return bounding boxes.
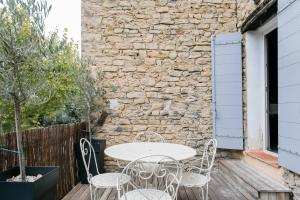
[284,170,300,199]
[82,0,239,170]
[82,0,300,198]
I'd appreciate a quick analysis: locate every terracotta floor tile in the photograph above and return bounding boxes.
[246,150,279,168]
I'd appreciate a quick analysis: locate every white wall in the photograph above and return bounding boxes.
[245,16,277,150]
[245,31,266,150]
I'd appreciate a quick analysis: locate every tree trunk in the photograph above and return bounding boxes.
[87,105,91,141]
[13,98,26,181]
[0,121,3,134]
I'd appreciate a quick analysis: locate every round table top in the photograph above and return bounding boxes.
[104,142,197,162]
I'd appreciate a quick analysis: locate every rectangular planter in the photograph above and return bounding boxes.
[0,166,59,200]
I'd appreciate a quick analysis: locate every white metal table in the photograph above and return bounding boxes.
[104,142,197,162]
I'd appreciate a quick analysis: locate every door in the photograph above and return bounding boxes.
[265,28,278,153]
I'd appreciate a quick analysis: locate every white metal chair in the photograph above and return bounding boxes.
[80,138,130,200]
[117,155,181,200]
[131,131,166,172]
[179,139,217,200]
[116,131,165,169]
[133,131,165,143]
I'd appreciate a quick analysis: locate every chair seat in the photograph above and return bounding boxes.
[120,189,172,200]
[179,172,209,187]
[91,173,130,188]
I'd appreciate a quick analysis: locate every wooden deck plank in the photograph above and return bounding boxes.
[220,163,259,199]
[65,184,209,200]
[63,159,292,200]
[100,188,112,200]
[191,187,201,200]
[235,162,285,192]
[64,183,88,200]
[63,172,291,200]
[214,172,248,200]
[76,185,90,200]
[260,193,269,200]
[65,182,240,200]
[107,189,117,200]
[207,185,218,200]
[277,193,290,200]
[221,160,290,192]
[213,172,245,200]
[269,193,277,200]
[208,173,226,200]
[221,160,270,191]
[95,188,106,200]
[178,186,189,200]
[62,183,82,200]
[184,187,197,200]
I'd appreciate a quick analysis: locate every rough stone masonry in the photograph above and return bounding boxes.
[82,0,299,198]
[82,0,239,168]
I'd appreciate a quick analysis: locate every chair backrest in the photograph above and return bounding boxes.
[133,131,165,143]
[118,155,180,200]
[79,138,100,183]
[200,139,217,173]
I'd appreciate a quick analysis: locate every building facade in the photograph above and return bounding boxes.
[82,0,300,198]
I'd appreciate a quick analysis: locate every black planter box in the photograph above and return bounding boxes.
[75,138,106,184]
[0,166,59,200]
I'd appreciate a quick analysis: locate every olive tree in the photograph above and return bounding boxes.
[72,59,106,141]
[0,0,70,181]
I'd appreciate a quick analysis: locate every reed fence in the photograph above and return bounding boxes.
[0,122,86,199]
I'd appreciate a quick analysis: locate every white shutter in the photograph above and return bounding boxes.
[278,0,300,174]
[211,32,244,150]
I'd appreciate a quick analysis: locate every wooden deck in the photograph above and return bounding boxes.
[63,172,249,200]
[63,160,292,200]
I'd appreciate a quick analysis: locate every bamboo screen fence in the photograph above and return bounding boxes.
[0,123,86,199]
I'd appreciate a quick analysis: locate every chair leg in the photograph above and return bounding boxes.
[92,187,98,200]
[92,188,95,200]
[89,184,93,200]
[95,188,101,200]
[117,189,121,200]
[200,187,205,200]
[205,183,209,200]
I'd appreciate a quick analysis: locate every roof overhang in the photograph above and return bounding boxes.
[241,0,277,33]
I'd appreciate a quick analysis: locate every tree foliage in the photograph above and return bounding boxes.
[0,0,57,180]
[0,1,83,133]
[71,59,106,140]
[0,0,106,180]
[0,0,104,181]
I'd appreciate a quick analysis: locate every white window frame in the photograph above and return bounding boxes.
[245,16,277,152]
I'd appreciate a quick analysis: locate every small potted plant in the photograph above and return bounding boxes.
[72,58,107,183]
[0,0,74,199]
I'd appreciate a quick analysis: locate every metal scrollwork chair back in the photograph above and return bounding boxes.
[80,138,100,183]
[133,131,165,143]
[199,139,218,175]
[115,131,165,170]
[117,155,181,200]
[180,139,217,200]
[80,138,131,200]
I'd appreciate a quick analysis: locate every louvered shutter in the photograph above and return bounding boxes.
[278,0,300,174]
[211,32,243,150]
